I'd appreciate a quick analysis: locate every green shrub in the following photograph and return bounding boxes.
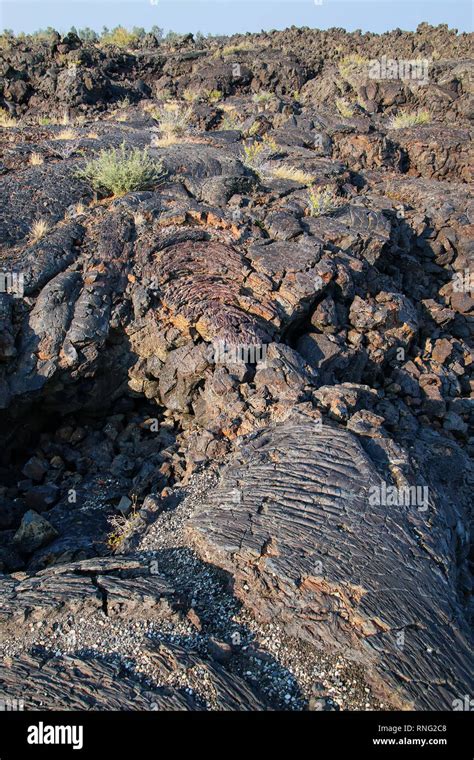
[242,136,278,175]
[220,113,245,131]
[308,186,338,217]
[205,88,223,104]
[252,91,275,106]
[75,143,167,196]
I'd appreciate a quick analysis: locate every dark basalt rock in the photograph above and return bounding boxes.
[187,420,473,710]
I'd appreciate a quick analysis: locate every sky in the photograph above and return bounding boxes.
[1,0,472,36]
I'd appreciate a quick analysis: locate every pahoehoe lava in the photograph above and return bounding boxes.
[0,23,472,711]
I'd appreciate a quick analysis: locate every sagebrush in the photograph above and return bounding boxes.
[75,143,167,196]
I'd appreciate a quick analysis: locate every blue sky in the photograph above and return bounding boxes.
[1,0,472,36]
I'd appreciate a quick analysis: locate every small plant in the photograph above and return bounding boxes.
[252,91,275,106]
[261,133,278,152]
[38,113,70,127]
[338,53,368,85]
[388,110,431,129]
[248,120,261,137]
[205,88,223,104]
[242,141,268,173]
[29,218,50,244]
[157,89,173,102]
[53,128,77,140]
[67,56,82,68]
[151,103,192,146]
[242,136,278,176]
[29,152,44,166]
[106,505,140,551]
[307,186,338,217]
[220,113,245,131]
[0,108,17,127]
[183,88,199,103]
[270,165,315,185]
[133,211,146,227]
[75,143,167,197]
[116,96,131,110]
[336,98,354,118]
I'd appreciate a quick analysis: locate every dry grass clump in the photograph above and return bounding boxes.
[133,211,146,227]
[388,110,431,129]
[29,218,50,244]
[221,42,253,56]
[151,103,192,146]
[247,121,262,137]
[114,97,131,121]
[269,165,315,185]
[53,128,77,140]
[157,89,173,103]
[29,152,44,166]
[116,96,131,109]
[183,88,200,103]
[0,107,18,127]
[335,98,354,118]
[243,141,266,169]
